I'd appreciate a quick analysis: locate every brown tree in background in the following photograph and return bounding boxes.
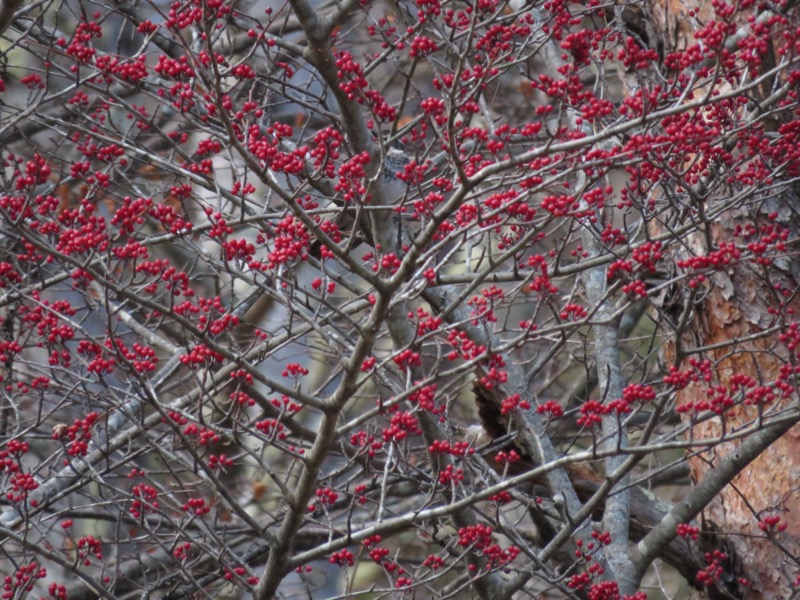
[638,1,800,597]
[0,0,799,598]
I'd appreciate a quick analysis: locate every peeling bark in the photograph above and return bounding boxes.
[635,1,800,596]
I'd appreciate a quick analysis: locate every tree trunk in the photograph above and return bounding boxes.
[639,2,800,597]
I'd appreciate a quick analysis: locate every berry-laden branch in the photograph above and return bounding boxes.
[0,0,800,598]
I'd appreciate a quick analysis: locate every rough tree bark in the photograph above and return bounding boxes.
[639,2,800,597]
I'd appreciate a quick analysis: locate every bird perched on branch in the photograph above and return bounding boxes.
[380,139,411,201]
[377,139,416,250]
[308,137,410,260]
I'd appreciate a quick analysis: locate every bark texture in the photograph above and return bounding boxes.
[668,216,800,599]
[640,2,800,596]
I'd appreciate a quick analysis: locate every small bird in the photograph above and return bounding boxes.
[383,140,410,184]
[378,139,411,206]
[376,139,415,250]
[307,137,410,259]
